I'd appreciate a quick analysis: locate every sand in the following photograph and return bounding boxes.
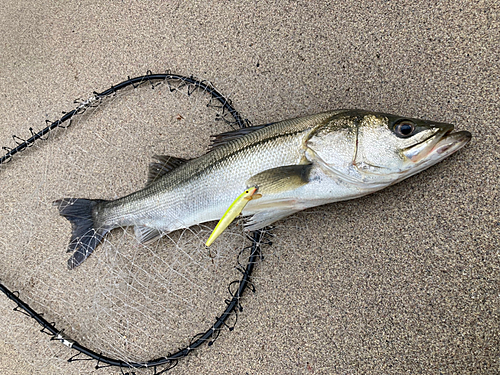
[0,1,498,374]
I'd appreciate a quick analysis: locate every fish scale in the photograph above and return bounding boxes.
[106,111,335,230]
[55,110,471,268]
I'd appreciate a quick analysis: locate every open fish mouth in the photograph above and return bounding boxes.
[404,126,472,164]
[429,130,472,157]
[422,130,472,164]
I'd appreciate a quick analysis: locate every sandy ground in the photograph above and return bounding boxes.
[0,1,499,374]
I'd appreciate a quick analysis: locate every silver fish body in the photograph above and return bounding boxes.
[55,110,471,268]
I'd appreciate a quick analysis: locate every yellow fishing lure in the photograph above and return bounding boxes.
[206,186,261,246]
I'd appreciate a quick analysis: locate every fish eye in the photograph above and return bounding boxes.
[394,120,415,138]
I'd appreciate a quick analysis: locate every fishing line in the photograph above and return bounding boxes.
[0,73,272,374]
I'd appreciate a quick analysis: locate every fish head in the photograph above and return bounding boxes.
[306,110,471,187]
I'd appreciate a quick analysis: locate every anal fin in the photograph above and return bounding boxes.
[134,225,163,244]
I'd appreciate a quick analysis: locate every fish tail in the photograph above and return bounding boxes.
[54,198,110,269]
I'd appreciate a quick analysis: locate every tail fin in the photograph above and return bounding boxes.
[54,198,110,269]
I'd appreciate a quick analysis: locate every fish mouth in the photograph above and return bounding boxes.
[428,130,472,159]
[403,125,471,164]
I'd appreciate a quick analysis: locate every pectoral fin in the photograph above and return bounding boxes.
[246,164,312,195]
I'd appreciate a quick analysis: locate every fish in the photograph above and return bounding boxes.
[54,110,471,269]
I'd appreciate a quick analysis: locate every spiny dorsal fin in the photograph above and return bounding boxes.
[209,123,275,151]
[147,155,189,185]
[246,164,312,195]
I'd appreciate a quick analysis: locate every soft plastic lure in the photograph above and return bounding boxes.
[206,186,261,246]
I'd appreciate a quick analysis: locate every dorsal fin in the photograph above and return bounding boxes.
[209,123,275,150]
[147,155,189,185]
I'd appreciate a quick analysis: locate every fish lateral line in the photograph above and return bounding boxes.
[205,186,261,247]
[54,110,471,268]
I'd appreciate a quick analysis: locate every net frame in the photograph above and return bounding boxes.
[0,72,270,373]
